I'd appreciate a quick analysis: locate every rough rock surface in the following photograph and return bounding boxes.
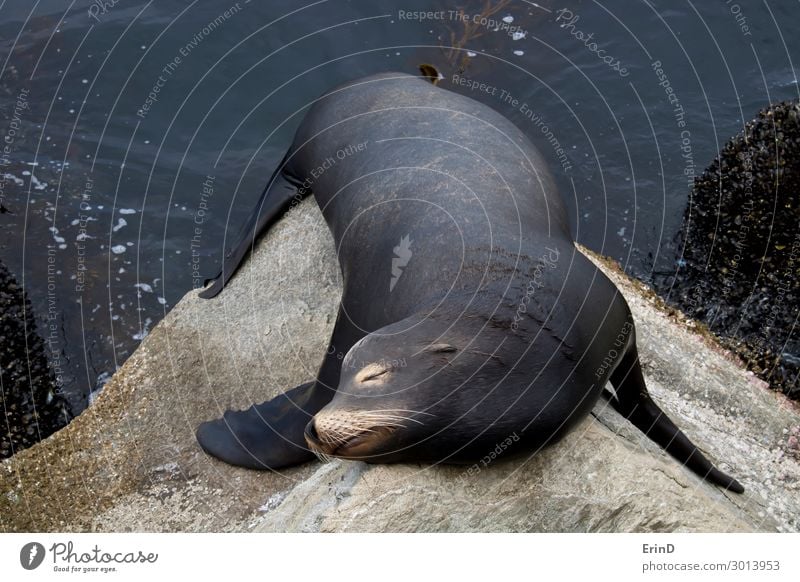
[1,198,798,532]
[656,100,800,400]
[0,258,71,458]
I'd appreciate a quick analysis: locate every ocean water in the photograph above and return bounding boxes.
[0,0,798,416]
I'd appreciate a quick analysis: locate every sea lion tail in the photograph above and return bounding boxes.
[198,152,305,299]
[606,345,745,494]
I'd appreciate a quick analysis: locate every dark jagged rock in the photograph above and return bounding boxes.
[658,100,800,399]
[0,258,71,458]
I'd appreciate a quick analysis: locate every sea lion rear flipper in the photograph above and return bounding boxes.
[198,152,307,299]
[605,345,745,493]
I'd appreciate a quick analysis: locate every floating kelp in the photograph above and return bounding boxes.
[659,100,799,399]
[0,258,71,458]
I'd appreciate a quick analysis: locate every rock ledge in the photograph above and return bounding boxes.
[2,199,798,532]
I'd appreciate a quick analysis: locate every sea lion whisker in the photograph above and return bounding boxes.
[352,413,425,425]
[312,448,331,463]
[343,418,410,430]
[363,408,435,416]
[350,410,425,420]
[322,430,359,446]
[333,429,370,442]
[325,424,381,443]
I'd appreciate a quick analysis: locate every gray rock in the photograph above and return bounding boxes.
[2,198,798,532]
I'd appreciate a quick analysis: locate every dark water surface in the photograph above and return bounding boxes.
[1,0,798,417]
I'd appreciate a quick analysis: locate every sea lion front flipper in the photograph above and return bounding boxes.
[196,303,365,469]
[199,152,307,299]
[606,345,745,493]
[196,380,328,470]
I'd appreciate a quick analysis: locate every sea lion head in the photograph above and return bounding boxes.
[303,304,572,464]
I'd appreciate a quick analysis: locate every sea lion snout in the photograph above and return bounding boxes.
[305,407,417,459]
[304,410,354,455]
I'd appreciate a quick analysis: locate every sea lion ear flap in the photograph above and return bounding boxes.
[419,63,442,85]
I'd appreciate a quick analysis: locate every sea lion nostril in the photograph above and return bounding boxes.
[304,419,319,444]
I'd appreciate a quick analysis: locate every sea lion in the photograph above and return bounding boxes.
[195,71,744,493]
